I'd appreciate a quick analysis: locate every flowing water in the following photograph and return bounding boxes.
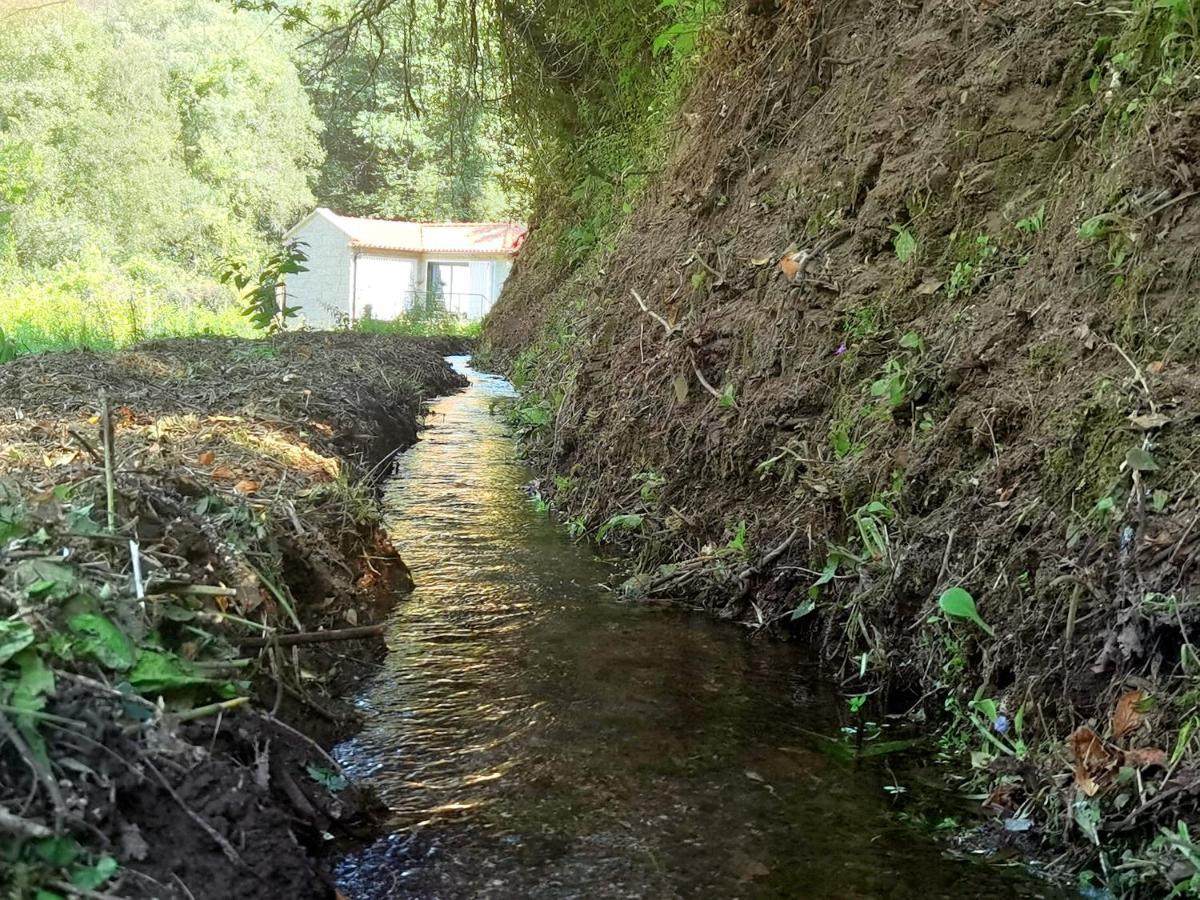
[334,357,1054,899]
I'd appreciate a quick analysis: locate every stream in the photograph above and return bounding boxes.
[333,357,1054,899]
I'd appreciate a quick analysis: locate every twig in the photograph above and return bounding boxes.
[142,755,252,872]
[174,697,250,723]
[1104,339,1153,403]
[738,526,802,586]
[0,711,66,830]
[0,805,52,839]
[690,251,727,286]
[50,882,135,900]
[66,429,102,464]
[689,352,724,401]
[100,391,117,532]
[253,712,344,775]
[1143,189,1198,219]
[237,623,386,648]
[172,584,239,598]
[630,290,676,336]
[1064,581,1084,647]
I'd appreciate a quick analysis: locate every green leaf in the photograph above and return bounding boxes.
[69,613,136,671]
[71,855,118,890]
[14,559,77,597]
[1078,214,1115,241]
[1125,447,1159,472]
[12,648,54,712]
[128,651,210,694]
[891,226,917,263]
[597,513,644,542]
[790,598,816,620]
[0,619,35,665]
[35,835,81,867]
[719,384,736,408]
[938,586,995,637]
[898,331,922,351]
[306,765,348,792]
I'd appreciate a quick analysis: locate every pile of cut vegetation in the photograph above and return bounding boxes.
[0,332,466,898]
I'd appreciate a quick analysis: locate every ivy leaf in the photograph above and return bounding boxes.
[69,613,136,671]
[938,587,995,637]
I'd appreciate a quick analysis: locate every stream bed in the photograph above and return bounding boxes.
[333,357,1054,899]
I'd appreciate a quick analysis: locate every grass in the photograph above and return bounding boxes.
[0,270,482,356]
[355,314,482,339]
[0,260,254,354]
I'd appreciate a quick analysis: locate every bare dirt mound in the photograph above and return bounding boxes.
[0,333,465,898]
[484,0,1200,888]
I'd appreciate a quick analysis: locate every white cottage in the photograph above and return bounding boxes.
[281,208,526,326]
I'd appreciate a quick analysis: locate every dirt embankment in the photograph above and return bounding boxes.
[0,333,467,898]
[485,0,1200,888]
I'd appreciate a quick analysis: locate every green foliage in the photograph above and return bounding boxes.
[1015,205,1046,236]
[946,233,996,299]
[634,471,666,504]
[938,586,995,637]
[597,512,644,542]
[870,359,908,407]
[850,500,893,562]
[68,614,135,671]
[0,620,35,666]
[301,0,522,220]
[220,240,308,335]
[0,0,319,350]
[0,327,20,363]
[355,314,482,339]
[306,765,349,792]
[1087,0,1199,105]
[891,225,918,263]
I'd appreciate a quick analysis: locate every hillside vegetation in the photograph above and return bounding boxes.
[483,0,1200,891]
[0,0,320,350]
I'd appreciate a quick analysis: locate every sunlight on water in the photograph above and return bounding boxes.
[333,357,1057,899]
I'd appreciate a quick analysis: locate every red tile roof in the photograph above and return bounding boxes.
[321,210,526,256]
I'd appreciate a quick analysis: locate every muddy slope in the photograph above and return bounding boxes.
[0,333,466,898]
[484,0,1200,885]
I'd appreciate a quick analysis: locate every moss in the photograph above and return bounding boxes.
[1040,379,1129,505]
[1023,336,1075,384]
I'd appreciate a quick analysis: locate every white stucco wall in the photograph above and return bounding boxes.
[355,253,417,321]
[283,212,353,327]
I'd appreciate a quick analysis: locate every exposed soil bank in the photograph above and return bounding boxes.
[0,333,468,898]
[483,0,1200,892]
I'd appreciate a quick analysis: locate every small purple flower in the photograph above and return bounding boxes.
[994,715,1010,735]
[835,341,848,356]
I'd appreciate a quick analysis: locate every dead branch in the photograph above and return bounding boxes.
[142,755,252,872]
[0,805,52,839]
[237,623,386,648]
[630,290,676,336]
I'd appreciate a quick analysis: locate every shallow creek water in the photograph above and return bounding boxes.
[334,358,1053,899]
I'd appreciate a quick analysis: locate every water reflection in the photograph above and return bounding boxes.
[334,357,1052,899]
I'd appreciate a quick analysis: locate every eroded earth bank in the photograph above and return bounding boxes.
[482,0,1200,891]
